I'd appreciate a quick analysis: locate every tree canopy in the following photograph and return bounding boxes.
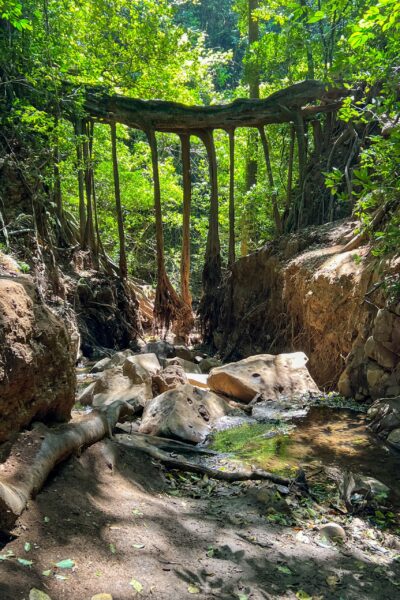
[0,0,399,299]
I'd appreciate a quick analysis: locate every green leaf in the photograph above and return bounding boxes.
[129,578,143,593]
[188,584,200,594]
[18,558,33,567]
[109,543,116,554]
[278,565,292,574]
[42,570,52,577]
[29,589,52,600]
[296,592,312,600]
[43,516,50,523]
[24,542,32,552]
[55,559,75,569]
[307,10,325,23]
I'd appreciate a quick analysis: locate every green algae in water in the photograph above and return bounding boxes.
[210,422,297,476]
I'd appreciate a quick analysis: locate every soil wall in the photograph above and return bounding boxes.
[0,254,77,443]
[215,219,400,400]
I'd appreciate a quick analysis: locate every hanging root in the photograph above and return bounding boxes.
[154,269,193,339]
[198,253,222,344]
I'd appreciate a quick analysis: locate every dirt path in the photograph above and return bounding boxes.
[1,436,400,600]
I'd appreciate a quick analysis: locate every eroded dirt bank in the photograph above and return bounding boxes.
[0,255,77,444]
[215,219,400,400]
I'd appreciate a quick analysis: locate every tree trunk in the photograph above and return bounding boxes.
[53,116,62,217]
[228,129,236,268]
[74,119,86,246]
[258,126,282,234]
[110,122,128,279]
[285,123,295,217]
[294,112,307,229]
[198,129,222,344]
[0,400,138,531]
[82,120,96,254]
[246,0,260,174]
[179,133,192,309]
[299,0,315,79]
[147,128,192,337]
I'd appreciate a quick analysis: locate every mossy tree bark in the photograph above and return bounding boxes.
[110,122,128,279]
[286,123,295,211]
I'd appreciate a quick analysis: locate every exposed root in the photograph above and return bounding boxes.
[115,433,294,487]
[0,400,136,530]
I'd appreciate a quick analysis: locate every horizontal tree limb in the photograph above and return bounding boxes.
[83,80,347,133]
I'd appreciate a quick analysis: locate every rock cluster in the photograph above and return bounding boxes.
[79,346,319,444]
[368,395,400,450]
[339,305,400,400]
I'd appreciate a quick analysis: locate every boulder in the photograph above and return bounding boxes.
[152,364,188,395]
[139,383,235,443]
[174,345,194,362]
[0,276,76,443]
[207,352,319,403]
[91,349,134,373]
[387,428,400,449]
[374,309,400,356]
[365,336,398,370]
[187,373,209,389]
[143,340,175,362]
[199,357,222,374]
[165,357,201,374]
[78,366,149,409]
[122,353,161,383]
[368,396,400,436]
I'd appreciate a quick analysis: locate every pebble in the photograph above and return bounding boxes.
[319,522,346,542]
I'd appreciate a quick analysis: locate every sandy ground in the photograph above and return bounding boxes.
[1,436,400,600]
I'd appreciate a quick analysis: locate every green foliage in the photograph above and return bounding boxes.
[1,0,399,296]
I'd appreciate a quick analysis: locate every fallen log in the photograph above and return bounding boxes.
[115,433,293,487]
[0,400,135,531]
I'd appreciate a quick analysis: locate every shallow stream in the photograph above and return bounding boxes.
[210,406,400,503]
